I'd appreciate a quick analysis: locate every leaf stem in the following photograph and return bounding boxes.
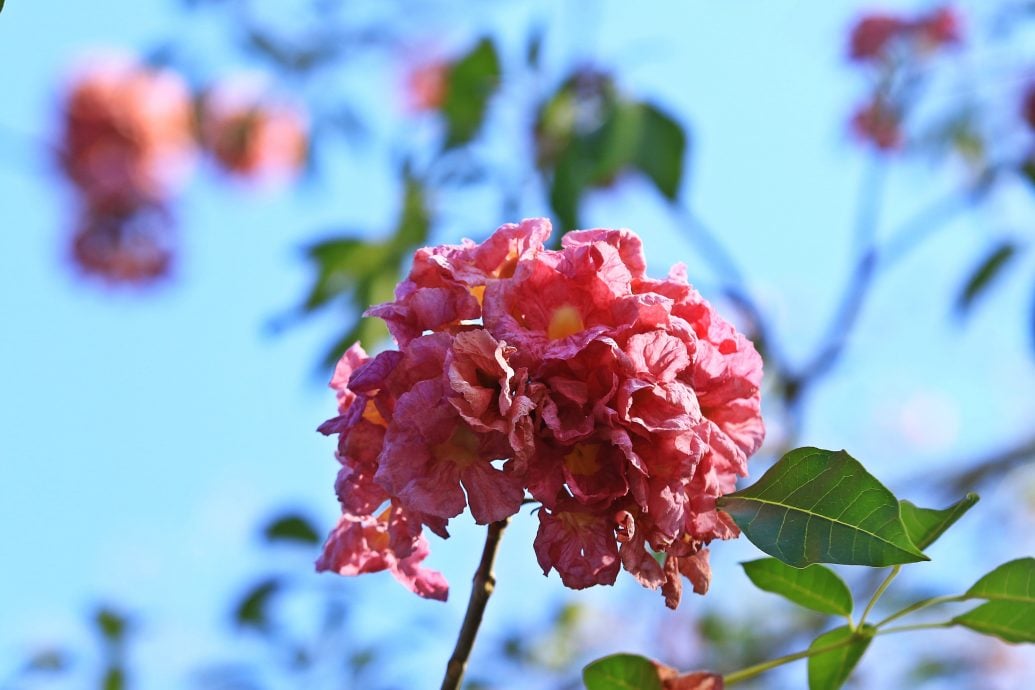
[723,636,858,686]
[859,565,900,626]
[875,620,957,636]
[440,518,509,690]
[873,594,968,629]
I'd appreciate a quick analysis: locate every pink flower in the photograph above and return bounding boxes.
[850,98,903,151]
[405,61,448,113]
[317,218,764,608]
[60,54,195,213]
[847,14,908,62]
[847,7,962,63]
[70,204,176,284]
[200,78,308,184]
[316,507,448,601]
[915,7,962,50]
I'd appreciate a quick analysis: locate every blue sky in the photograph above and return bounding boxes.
[2,1,1034,688]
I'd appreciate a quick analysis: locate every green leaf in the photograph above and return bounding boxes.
[583,654,663,690]
[742,558,853,617]
[952,559,1035,644]
[442,38,501,148]
[95,608,127,643]
[716,447,929,568]
[954,601,1035,644]
[964,558,1035,602]
[0,1,6,15]
[632,104,687,201]
[956,242,1018,315]
[103,666,125,690]
[898,493,979,550]
[263,513,320,545]
[235,577,281,631]
[807,625,873,690]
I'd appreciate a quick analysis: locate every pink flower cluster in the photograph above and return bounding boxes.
[60,56,194,283]
[847,7,961,63]
[58,56,309,284]
[846,7,962,154]
[316,219,764,609]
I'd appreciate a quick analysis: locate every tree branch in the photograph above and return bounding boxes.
[440,518,509,690]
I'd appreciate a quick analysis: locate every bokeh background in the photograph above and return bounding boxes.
[2,0,1035,688]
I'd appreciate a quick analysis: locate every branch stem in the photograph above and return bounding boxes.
[723,636,858,685]
[874,594,968,629]
[876,621,957,635]
[440,518,509,690]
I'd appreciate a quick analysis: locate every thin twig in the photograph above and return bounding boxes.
[440,518,509,690]
[794,160,886,393]
[672,203,788,378]
[935,432,1035,495]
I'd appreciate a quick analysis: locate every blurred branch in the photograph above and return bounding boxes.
[936,432,1035,495]
[672,203,789,380]
[791,161,887,400]
[789,169,980,408]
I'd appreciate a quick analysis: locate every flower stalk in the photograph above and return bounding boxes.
[440,518,509,690]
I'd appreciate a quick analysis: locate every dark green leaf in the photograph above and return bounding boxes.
[716,447,929,568]
[964,558,1035,602]
[956,242,1018,315]
[954,601,1035,643]
[95,608,127,643]
[442,38,501,148]
[807,625,873,690]
[583,654,663,690]
[1,1,7,15]
[103,666,125,690]
[1021,157,1035,189]
[234,578,281,631]
[632,104,687,200]
[742,558,853,617]
[898,493,979,550]
[263,513,320,545]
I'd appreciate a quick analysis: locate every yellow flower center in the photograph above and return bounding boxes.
[564,443,601,476]
[547,304,585,340]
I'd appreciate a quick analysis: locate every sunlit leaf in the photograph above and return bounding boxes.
[583,654,663,690]
[956,242,1018,315]
[633,103,687,200]
[954,601,1035,644]
[263,513,320,545]
[964,558,1035,602]
[898,493,978,550]
[1,1,7,15]
[952,559,1035,643]
[807,625,873,690]
[442,38,501,148]
[716,447,928,568]
[234,577,281,631]
[741,558,853,617]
